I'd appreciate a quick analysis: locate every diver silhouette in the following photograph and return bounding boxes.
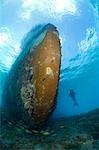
[69,89,78,106]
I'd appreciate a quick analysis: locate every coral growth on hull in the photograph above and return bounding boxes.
[2,24,61,127]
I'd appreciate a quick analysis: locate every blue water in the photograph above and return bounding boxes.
[0,0,99,118]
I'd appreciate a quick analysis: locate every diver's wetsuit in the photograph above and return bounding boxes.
[69,89,78,106]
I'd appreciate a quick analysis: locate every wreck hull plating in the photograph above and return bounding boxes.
[3,24,61,126]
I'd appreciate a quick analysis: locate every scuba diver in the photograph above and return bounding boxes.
[69,89,78,106]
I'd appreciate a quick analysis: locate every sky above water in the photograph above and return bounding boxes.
[0,0,97,71]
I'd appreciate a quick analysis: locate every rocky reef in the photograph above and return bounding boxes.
[2,24,61,127]
[0,109,99,150]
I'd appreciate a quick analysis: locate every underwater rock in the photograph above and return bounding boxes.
[0,109,99,150]
[2,24,61,127]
